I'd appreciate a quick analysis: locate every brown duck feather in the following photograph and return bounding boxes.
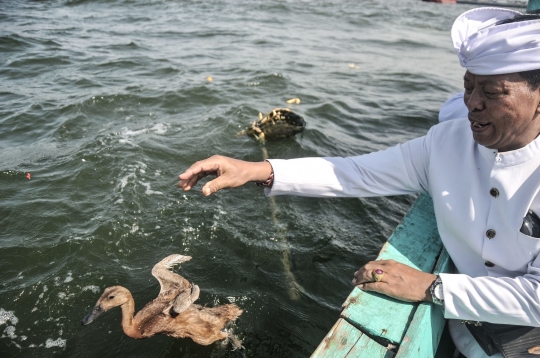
[81,255,243,346]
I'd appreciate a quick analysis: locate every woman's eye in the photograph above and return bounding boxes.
[108,296,115,299]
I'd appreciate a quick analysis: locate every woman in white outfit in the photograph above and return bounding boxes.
[179,9,540,357]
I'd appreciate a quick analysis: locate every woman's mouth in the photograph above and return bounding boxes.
[470,121,490,132]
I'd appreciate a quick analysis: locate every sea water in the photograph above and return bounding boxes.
[0,0,513,356]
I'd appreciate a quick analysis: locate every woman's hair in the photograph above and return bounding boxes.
[520,69,540,91]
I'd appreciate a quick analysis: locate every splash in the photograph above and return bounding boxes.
[63,272,73,283]
[118,123,168,145]
[45,338,66,348]
[82,285,100,293]
[0,308,18,326]
[139,181,163,195]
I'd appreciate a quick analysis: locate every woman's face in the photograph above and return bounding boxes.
[463,71,540,152]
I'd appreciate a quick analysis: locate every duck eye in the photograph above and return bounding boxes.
[108,295,115,299]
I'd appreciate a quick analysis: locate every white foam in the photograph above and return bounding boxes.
[0,308,18,326]
[82,285,100,294]
[118,124,167,146]
[118,139,138,147]
[136,161,147,169]
[64,272,73,283]
[45,338,66,348]
[120,172,136,189]
[120,127,147,137]
[139,181,163,195]
[3,326,16,339]
[152,123,167,135]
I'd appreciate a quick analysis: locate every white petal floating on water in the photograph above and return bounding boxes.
[286,98,300,104]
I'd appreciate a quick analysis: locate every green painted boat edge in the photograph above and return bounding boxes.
[341,194,443,344]
[396,249,453,357]
[312,194,452,357]
[311,318,390,358]
[528,0,540,13]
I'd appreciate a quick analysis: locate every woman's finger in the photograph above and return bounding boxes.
[357,281,386,292]
[178,159,223,190]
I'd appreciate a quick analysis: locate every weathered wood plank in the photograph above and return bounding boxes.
[396,249,453,358]
[311,318,388,358]
[341,194,442,345]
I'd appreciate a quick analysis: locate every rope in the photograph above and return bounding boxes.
[261,147,305,301]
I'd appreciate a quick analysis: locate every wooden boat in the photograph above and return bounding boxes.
[528,0,540,12]
[311,194,452,357]
[422,0,535,9]
[456,0,528,8]
[422,0,457,3]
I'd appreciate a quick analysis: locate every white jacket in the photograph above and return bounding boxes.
[267,118,540,357]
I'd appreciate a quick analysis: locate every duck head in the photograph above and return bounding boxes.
[81,286,130,325]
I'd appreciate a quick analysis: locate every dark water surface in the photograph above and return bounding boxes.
[0,0,498,356]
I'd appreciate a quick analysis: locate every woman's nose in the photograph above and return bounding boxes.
[465,88,485,113]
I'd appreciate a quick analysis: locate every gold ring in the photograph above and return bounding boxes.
[372,269,384,282]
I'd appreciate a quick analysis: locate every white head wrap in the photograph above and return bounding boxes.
[451,7,540,75]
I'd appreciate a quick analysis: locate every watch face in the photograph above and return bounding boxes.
[436,283,444,301]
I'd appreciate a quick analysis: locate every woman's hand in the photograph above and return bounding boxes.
[352,259,437,302]
[178,155,272,196]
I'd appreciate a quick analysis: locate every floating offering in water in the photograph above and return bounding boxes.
[240,108,306,142]
[26,173,31,180]
[286,98,300,104]
[206,77,213,82]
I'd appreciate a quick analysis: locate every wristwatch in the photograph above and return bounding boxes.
[430,275,444,307]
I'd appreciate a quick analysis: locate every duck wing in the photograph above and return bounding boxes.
[171,283,200,316]
[151,254,192,299]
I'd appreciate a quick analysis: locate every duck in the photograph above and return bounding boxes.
[81,254,243,348]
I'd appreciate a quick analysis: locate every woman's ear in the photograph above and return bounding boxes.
[536,88,540,114]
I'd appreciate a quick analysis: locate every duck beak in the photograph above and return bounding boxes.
[81,304,104,326]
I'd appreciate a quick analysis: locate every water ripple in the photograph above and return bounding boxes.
[0,0,473,356]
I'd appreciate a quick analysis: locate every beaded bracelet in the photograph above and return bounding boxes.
[256,171,274,188]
